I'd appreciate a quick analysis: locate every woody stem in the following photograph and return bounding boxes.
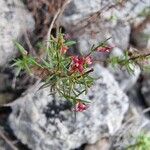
[128,52,150,61]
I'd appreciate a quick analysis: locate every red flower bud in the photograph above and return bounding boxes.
[61,46,68,54]
[97,45,113,52]
[73,101,88,112]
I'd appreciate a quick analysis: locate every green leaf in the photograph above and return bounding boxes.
[15,67,22,76]
[29,57,43,68]
[42,59,52,68]
[79,99,91,104]
[11,59,21,67]
[14,42,27,56]
[24,62,31,74]
[65,40,76,46]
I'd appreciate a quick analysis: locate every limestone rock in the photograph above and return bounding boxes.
[76,21,130,58]
[0,0,34,66]
[61,0,148,55]
[112,104,150,150]
[9,64,129,150]
[85,138,111,150]
[63,0,149,25]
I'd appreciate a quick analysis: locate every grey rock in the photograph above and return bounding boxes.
[75,21,130,57]
[62,0,148,55]
[112,104,150,150]
[9,64,129,150]
[0,0,35,66]
[85,138,111,150]
[109,0,149,23]
[109,65,140,92]
[111,22,130,50]
[63,0,113,24]
[63,0,149,24]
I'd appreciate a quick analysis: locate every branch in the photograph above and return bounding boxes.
[24,31,36,56]
[0,130,18,150]
[129,52,150,61]
[46,0,72,50]
[46,9,61,50]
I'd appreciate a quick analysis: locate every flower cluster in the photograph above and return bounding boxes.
[70,56,92,74]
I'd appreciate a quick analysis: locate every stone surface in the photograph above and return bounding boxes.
[63,12,131,57]
[0,0,35,66]
[112,104,150,150]
[109,64,140,92]
[84,138,111,150]
[63,0,149,24]
[9,64,128,150]
[62,0,149,55]
[75,21,130,57]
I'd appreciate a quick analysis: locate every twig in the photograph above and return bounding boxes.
[142,107,150,114]
[129,52,150,61]
[77,68,94,79]
[46,9,61,50]
[24,31,36,56]
[56,0,72,34]
[46,0,72,50]
[0,130,18,150]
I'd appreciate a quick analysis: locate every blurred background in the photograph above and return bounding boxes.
[0,0,150,150]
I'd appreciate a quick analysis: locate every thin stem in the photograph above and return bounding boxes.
[129,52,150,61]
[77,68,94,79]
[0,130,18,150]
[46,10,61,50]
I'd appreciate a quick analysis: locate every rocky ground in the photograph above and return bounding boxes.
[0,0,150,150]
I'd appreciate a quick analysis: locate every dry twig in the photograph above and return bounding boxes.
[46,9,61,50]
[46,0,72,49]
[24,31,36,56]
[0,130,18,150]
